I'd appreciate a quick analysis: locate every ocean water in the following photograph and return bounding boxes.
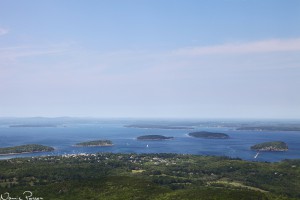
[0,122,300,162]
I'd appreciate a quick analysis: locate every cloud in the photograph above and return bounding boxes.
[0,44,70,66]
[1,37,300,118]
[0,28,9,36]
[174,38,300,56]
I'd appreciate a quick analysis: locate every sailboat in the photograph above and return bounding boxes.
[146,144,149,148]
[254,151,260,159]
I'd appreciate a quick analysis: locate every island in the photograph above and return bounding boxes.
[188,131,229,139]
[125,124,194,130]
[75,140,113,147]
[137,135,174,140]
[250,141,288,151]
[10,124,57,128]
[0,144,54,155]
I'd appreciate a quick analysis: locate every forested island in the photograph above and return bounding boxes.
[188,131,229,139]
[0,153,299,199]
[251,141,288,151]
[137,135,174,140]
[125,124,194,129]
[75,140,113,147]
[0,144,54,155]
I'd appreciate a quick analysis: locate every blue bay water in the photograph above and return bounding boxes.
[0,122,300,162]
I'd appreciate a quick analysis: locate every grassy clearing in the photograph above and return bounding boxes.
[132,169,145,173]
[209,180,268,193]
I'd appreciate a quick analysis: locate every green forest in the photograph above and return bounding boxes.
[0,144,54,155]
[188,131,229,139]
[0,153,299,199]
[75,140,113,147]
[137,135,174,140]
[251,141,288,151]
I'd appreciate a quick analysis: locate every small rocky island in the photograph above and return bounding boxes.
[75,140,113,147]
[137,135,174,140]
[251,141,288,151]
[188,131,229,139]
[0,144,54,155]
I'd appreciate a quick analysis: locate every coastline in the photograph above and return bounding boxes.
[253,149,288,152]
[0,150,54,156]
[74,144,114,147]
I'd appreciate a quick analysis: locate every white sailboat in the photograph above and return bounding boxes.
[146,144,149,148]
[254,151,260,159]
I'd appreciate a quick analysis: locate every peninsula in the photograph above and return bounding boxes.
[75,140,113,147]
[137,135,174,140]
[0,144,54,155]
[188,131,229,139]
[250,141,288,151]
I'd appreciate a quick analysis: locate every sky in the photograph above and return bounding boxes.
[0,0,300,119]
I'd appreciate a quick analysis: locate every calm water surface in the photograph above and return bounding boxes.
[1,122,299,162]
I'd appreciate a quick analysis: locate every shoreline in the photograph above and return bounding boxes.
[253,149,288,152]
[0,150,54,156]
[73,144,114,147]
[0,152,298,163]
[137,138,174,141]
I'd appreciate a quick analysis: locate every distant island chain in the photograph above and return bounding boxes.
[0,131,289,156]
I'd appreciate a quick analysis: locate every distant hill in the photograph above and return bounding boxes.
[137,135,174,140]
[237,126,300,131]
[0,144,54,155]
[188,131,229,139]
[251,141,288,151]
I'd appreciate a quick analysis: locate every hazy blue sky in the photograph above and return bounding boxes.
[0,0,300,119]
